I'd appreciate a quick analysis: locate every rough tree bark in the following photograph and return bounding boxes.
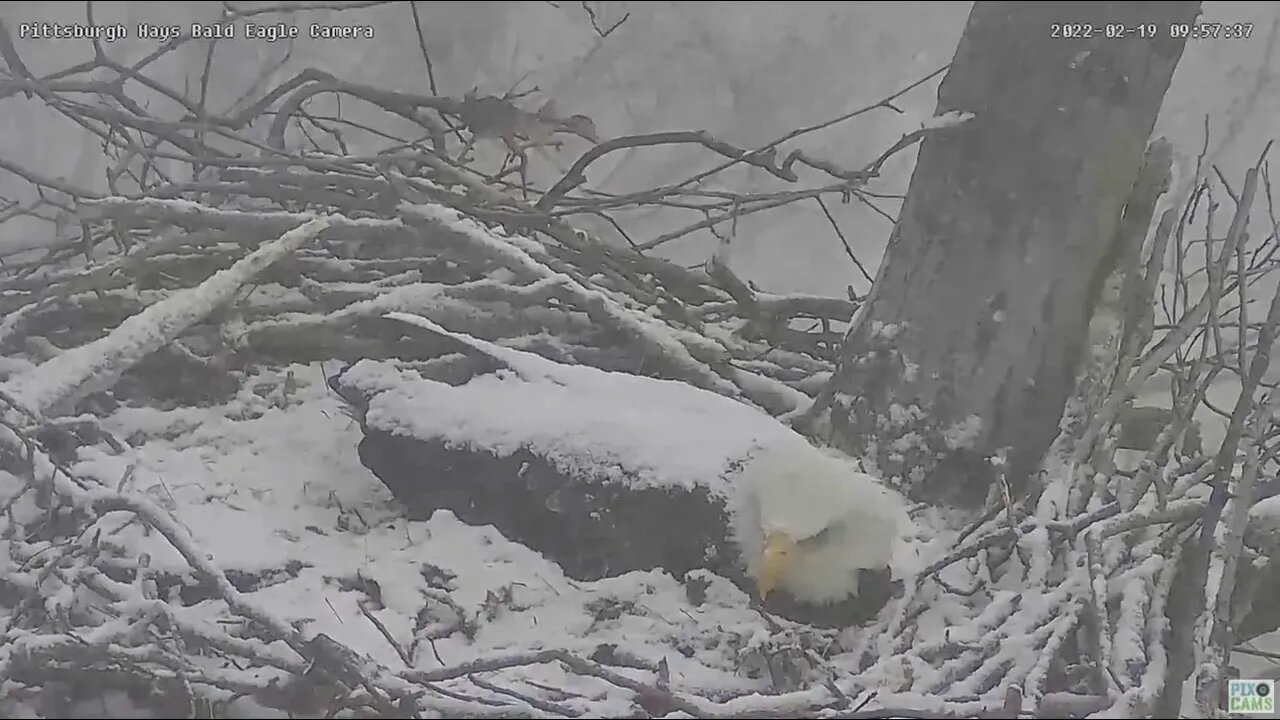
[810,1,1202,505]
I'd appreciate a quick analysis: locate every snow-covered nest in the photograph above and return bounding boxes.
[0,359,956,718]
[0,117,1274,719]
[1,194,1276,719]
[0,187,965,719]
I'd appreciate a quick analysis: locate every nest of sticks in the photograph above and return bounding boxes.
[1,7,1279,717]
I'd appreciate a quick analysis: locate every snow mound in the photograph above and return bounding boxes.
[336,312,818,496]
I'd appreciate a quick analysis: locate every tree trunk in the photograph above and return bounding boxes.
[815,1,1201,506]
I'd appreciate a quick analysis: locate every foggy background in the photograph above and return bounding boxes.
[2,1,1277,298]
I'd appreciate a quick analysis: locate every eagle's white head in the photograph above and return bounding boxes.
[735,442,909,604]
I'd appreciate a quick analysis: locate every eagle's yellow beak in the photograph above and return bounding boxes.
[757,532,797,600]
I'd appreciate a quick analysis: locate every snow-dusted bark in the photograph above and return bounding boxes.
[810,2,1200,505]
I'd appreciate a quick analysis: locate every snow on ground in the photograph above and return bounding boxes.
[63,361,862,716]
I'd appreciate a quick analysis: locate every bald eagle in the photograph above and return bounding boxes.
[733,443,910,605]
[348,312,912,614]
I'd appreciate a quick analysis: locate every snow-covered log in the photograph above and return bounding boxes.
[330,313,909,628]
[0,216,332,421]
